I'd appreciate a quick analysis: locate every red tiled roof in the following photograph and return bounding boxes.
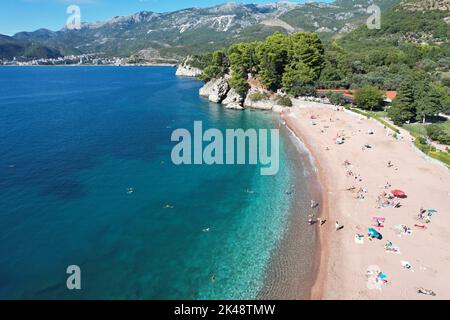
[317,89,398,102]
[385,91,397,101]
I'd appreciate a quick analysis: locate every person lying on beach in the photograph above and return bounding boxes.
[308,214,316,225]
[416,287,436,296]
[335,221,344,231]
[343,160,352,166]
[374,219,384,228]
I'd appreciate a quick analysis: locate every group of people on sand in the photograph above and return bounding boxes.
[307,200,327,226]
[376,191,401,209]
[307,199,345,231]
[307,107,440,297]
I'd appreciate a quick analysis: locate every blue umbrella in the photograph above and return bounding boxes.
[368,228,382,239]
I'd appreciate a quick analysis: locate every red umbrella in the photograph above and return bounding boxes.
[391,190,407,198]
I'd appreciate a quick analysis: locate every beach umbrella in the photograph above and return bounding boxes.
[391,190,407,198]
[368,228,382,239]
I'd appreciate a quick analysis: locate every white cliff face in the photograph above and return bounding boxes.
[199,74,291,113]
[222,88,244,105]
[199,77,230,103]
[176,56,203,77]
[243,87,273,110]
[243,96,274,110]
[175,64,203,77]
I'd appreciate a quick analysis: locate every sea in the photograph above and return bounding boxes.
[0,66,316,299]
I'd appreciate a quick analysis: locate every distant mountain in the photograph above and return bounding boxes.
[0,33,62,60]
[345,0,450,43]
[1,0,397,62]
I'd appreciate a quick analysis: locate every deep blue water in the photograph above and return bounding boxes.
[0,66,308,299]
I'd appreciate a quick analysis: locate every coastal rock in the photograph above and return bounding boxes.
[199,77,230,103]
[176,60,203,77]
[243,97,273,110]
[243,88,273,110]
[225,103,244,110]
[222,88,244,105]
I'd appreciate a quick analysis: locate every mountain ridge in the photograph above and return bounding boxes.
[0,0,401,62]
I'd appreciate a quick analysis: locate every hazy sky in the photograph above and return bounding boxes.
[0,0,328,36]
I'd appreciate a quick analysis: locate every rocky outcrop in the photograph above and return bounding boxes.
[198,74,290,113]
[399,0,450,12]
[222,88,244,106]
[243,87,273,110]
[176,64,203,77]
[199,77,230,103]
[176,57,203,77]
[225,103,245,110]
[243,96,274,110]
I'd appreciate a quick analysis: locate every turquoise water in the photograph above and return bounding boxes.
[0,66,305,299]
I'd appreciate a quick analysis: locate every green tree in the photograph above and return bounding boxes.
[442,77,450,88]
[416,86,442,123]
[256,32,290,91]
[282,32,325,95]
[388,78,416,125]
[354,85,384,110]
[228,42,257,75]
[319,62,342,83]
[282,63,316,96]
[228,69,249,96]
[199,50,229,82]
[426,125,450,145]
[277,95,293,107]
[327,92,345,106]
[227,42,257,97]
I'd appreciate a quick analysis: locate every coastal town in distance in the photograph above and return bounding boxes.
[0,0,449,309]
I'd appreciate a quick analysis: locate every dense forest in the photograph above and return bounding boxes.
[192,33,449,118]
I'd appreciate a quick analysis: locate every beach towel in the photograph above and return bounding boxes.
[355,234,364,244]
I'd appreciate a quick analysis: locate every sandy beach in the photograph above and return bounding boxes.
[282,101,450,300]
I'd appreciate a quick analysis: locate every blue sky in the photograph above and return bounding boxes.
[0,0,318,36]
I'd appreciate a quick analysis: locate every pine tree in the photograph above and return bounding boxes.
[388,78,416,125]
